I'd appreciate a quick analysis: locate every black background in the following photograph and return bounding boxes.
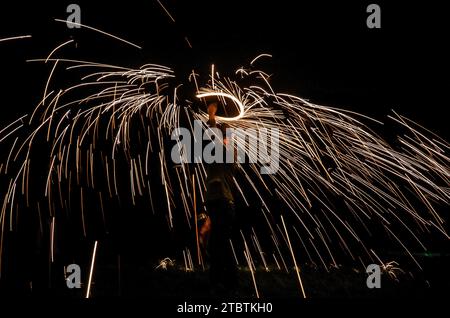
[1,0,448,135]
[0,0,449,300]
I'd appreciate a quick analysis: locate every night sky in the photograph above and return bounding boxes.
[1,1,449,135]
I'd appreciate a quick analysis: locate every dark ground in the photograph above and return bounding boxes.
[43,253,450,299]
[73,255,450,315]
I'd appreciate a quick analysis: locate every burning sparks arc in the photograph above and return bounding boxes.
[0,29,449,298]
[53,19,142,50]
[0,35,32,43]
[196,91,246,121]
[86,240,98,298]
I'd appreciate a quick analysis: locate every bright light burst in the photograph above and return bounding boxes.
[0,35,449,298]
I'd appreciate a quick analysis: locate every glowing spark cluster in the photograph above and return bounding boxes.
[0,35,449,297]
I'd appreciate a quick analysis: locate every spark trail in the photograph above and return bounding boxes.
[0,41,449,297]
